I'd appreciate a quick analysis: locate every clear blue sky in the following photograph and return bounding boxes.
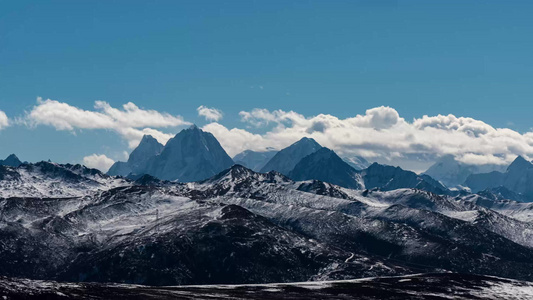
[1,1,533,164]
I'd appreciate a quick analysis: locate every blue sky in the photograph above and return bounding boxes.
[1,1,533,171]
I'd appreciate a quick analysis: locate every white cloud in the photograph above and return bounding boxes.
[25,97,190,148]
[197,105,223,122]
[18,98,533,172]
[0,110,9,130]
[201,106,533,170]
[83,154,115,172]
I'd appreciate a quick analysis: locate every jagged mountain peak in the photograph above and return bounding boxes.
[507,155,532,173]
[203,164,291,186]
[188,124,200,130]
[128,134,164,165]
[288,147,362,189]
[294,136,320,146]
[146,127,234,182]
[362,162,449,194]
[205,164,256,182]
[0,153,22,167]
[260,137,323,175]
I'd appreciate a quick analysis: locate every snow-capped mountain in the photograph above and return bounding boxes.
[109,125,234,182]
[0,161,129,198]
[423,155,506,188]
[108,135,163,176]
[0,154,22,167]
[464,156,533,202]
[260,137,323,175]
[288,148,363,189]
[143,125,234,181]
[232,149,277,172]
[2,163,533,286]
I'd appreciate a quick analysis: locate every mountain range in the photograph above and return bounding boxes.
[464,156,533,201]
[232,149,277,172]
[108,125,234,182]
[2,125,533,295]
[423,155,506,188]
[259,137,323,175]
[2,160,533,286]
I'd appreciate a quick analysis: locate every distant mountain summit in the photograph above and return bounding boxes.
[464,156,533,202]
[361,162,449,194]
[285,146,447,193]
[424,155,506,187]
[108,135,164,176]
[128,135,164,170]
[108,126,234,182]
[260,137,322,175]
[144,125,234,181]
[289,148,362,189]
[0,154,22,167]
[233,149,277,172]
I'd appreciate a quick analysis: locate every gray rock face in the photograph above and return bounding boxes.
[464,156,533,201]
[361,163,449,194]
[260,137,322,175]
[107,135,163,177]
[108,126,234,182]
[233,150,277,172]
[0,154,22,167]
[289,148,362,189]
[424,155,505,187]
[107,161,132,177]
[127,135,164,171]
[144,125,234,182]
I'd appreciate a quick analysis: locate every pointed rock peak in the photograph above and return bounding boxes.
[1,154,22,167]
[188,124,200,131]
[507,155,532,172]
[203,164,255,183]
[294,137,321,148]
[140,134,157,143]
[228,164,255,177]
[5,154,19,160]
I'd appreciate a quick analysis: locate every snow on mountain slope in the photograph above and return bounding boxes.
[0,162,130,198]
[462,194,533,222]
[2,163,533,286]
[145,125,235,182]
[3,273,532,300]
[342,155,370,171]
[464,156,533,201]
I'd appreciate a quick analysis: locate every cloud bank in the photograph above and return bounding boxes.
[17,98,533,172]
[25,98,190,148]
[203,106,533,171]
[197,105,223,122]
[0,111,9,130]
[83,154,115,172]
